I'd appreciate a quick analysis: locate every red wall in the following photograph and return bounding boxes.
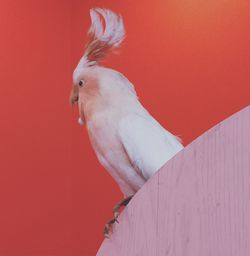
[0,0,249,255]
[0,1,73,255]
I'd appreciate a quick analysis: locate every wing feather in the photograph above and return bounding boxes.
[118,113,183,179]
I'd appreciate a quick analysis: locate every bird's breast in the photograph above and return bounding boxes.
[86,112,120,152]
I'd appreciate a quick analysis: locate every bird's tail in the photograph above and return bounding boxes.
[83,8,125,65]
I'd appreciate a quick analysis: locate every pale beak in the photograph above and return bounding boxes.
[69,86,79,106]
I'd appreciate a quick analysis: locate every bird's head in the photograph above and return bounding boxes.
[69,8,125,124]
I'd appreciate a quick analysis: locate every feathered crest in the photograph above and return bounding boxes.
[83,8,125,64]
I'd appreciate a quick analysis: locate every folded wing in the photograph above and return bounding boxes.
[118,113,183,180]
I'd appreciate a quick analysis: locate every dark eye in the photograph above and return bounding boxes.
[79,80,84,87]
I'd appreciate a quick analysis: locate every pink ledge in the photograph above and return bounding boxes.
[97,106,250,256]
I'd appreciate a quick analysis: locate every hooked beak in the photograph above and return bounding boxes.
[69,85,85,126]
[69,86,79,106]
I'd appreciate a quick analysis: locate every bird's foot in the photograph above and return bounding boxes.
[103,195,134,238]
[113,195,134,219]
[103,217,119,238]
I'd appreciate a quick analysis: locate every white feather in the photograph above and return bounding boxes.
[91,8,125,46]
[89,9,103,39]
[118,113,183,179]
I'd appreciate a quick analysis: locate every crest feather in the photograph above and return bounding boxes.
[83,8,125,63]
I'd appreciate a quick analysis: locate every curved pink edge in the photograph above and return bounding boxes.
[97,105,250,256]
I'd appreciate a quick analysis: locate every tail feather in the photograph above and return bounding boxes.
[83,8,125,63]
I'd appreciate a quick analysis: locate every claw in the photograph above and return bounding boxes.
[104,224,110,239]
[112,195,133,220]
[103,218,118,238]
[114,211,119,219]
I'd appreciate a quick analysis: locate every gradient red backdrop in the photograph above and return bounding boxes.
[0,0,249,255]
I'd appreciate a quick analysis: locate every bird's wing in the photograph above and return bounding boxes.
[118,112,183,180]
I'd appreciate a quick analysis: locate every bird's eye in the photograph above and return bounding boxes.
[79,80,85,87]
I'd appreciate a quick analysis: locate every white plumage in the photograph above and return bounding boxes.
[70,8,184,197]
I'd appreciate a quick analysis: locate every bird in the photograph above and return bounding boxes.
[69,8,184,237]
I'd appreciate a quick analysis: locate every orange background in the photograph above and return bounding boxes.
[0,0,249,255]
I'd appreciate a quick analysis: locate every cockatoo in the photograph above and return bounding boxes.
[69,8,184,237]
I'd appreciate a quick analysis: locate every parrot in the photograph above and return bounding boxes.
[69,8,184,237]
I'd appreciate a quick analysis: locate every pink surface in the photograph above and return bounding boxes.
[97,106,250,256]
